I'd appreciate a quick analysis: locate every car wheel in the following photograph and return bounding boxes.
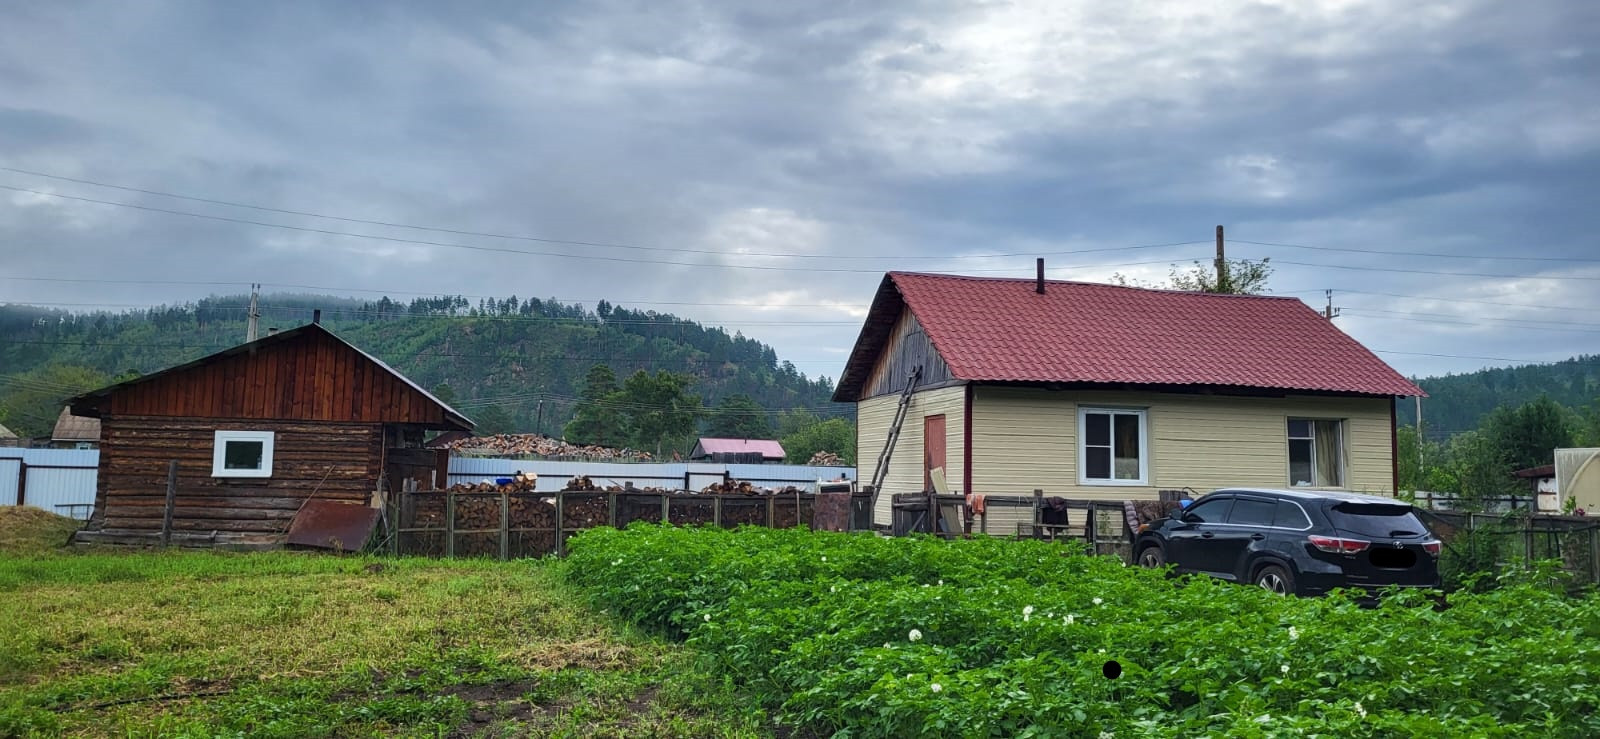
[1136,545,1165,568]
[1255,564,1294,595]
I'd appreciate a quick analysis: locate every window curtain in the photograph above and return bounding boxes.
[1314,420,1342,486]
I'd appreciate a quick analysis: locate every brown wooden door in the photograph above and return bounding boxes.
[924,414,946,491]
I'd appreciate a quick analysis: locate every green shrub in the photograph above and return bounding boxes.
[566,524,1600,738]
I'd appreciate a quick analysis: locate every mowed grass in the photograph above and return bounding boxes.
[0,511,770,738]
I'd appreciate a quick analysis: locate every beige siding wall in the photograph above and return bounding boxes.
[857,385,966,525]
[969,388,1394,515]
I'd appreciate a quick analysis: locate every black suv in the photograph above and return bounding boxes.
[1134,488,1441,596]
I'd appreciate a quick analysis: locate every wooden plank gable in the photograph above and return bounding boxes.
[93,326,462,427]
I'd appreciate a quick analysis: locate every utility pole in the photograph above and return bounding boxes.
[535,399,545,437]
[1214,225,1227,293]
[246,283,261,342]
[1324,289,1341,319]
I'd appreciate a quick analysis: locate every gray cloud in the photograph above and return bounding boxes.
[1,0,1598,383]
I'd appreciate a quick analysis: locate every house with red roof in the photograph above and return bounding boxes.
[834,270,1425,527]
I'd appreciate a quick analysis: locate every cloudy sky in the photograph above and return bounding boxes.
[1,0,1597,385]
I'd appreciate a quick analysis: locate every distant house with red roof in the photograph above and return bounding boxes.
[834,271,1425,526]
[691,437,786,463]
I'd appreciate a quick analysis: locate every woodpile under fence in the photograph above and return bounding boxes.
[445,433,654,461]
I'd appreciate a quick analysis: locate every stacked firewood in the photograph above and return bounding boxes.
[697,479,808,497]
[447,433,653,461]
[807,451,844,466]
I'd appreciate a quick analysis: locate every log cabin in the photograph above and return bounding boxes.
[68,322,472,547]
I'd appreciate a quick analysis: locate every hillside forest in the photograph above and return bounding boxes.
[0,294,853,462]
[3,294,1598,492]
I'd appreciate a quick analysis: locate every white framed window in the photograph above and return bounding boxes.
[212,430,275,478]
[1078,407,1148,486]
[1287,419,1343,487]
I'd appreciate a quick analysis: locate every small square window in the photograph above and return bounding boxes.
[213,431,274,478]
[1078,407,1148,486]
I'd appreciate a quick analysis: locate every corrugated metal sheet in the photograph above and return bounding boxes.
[0,458,18,506]
[448,457,854,493]
[0,449,99,518]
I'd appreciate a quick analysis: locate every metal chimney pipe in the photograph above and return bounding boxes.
[1036,258,1045,294]
[313,309,322,325]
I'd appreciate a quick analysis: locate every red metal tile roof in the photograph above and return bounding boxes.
[835,272,1424,399]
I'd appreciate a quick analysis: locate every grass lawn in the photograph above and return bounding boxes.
[0,509,771,738]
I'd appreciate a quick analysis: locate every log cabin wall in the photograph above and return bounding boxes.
[860,309,956,400]
[93,416,382,537]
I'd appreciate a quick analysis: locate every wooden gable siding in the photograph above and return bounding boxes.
[92,416,382,535]
[860,308,955,400]
[106,329,445,425]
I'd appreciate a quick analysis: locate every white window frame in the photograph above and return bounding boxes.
[212,430,275,478]
[1077,407,1149,486]
[1286,418,1344,488]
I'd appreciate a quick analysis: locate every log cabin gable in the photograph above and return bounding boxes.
[70,324,471,430]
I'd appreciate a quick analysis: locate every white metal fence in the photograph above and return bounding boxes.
[0,448,99,519]
[0,450,855,520]
[448,457,855,493]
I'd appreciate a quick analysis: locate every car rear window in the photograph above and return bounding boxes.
[1273,500,1311,529]
[1326,503,1428,538]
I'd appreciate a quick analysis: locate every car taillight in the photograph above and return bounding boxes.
[1308,535,1371,554]
[1423,540,1442,557]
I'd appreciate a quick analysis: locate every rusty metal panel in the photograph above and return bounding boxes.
[286,500,380,552]
[812,492,853,532]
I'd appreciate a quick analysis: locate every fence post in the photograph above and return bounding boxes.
[660,494,669,524]
[608,492,617,529]
[767,496,775,528]
[499,491,510,561]
[1033,489,1044,539]
[160,460,178,547]
[15,461,26,506]
[556,492,566,557]
[385,479,398,557]
[445,491,456,558]
[713,495,722,528]
[1590,528,1599,586]
[1085,504,1098,554]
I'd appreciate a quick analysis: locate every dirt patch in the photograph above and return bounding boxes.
[442,680,559,737]
[496,638,637,671]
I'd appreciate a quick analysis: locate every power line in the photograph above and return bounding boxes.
[1313,289,1600,315]
[0,184,1208,274]
[2,164,1210,262]
[1341,308,1600,334]
[1233,238,1600,264]
[1271,259,1600,283]
[1342,307,1600,330]
[1372,349,1600,366]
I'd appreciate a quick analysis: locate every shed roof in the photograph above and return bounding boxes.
[52,407,100,442]
[834,272,1425,400]
[0,423,16,440]
[1514,464,1556,478]
[692,438,786,459]
[70,323,472,430]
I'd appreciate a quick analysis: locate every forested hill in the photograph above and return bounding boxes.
[1398,355,1600,439]
[0,294,845,439]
